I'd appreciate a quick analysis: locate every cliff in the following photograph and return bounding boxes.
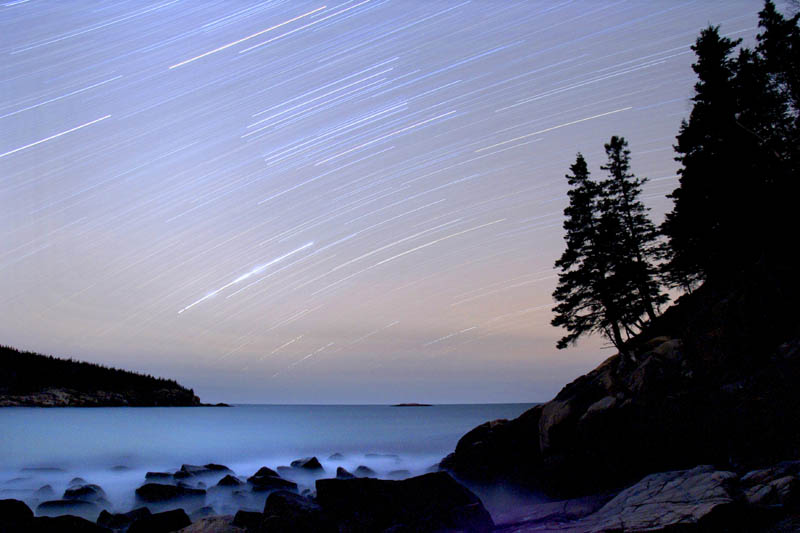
[441,262,800,498]
[0,345,203,407]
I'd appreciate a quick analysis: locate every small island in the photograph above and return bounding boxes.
[0,345,209,407]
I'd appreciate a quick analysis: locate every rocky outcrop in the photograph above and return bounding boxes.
[315,471,493,532]
[444,326,800,498]
[290,457,324,472]
[497,463,800,532]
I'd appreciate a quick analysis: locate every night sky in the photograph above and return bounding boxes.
[1,1,763,404]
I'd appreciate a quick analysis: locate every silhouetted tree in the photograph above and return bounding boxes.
[599,136,666,323]
[662,4,800,288]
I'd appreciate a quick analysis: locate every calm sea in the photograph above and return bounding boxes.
[0,403,533,514]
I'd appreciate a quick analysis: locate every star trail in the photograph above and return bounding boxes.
[0,1,764,403]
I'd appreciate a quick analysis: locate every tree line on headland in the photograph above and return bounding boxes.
[552,1,800,356]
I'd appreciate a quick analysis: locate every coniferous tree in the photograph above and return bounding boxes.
[661,27,744,287]
[599,136,666,323]
[662,5,800,288]
[552,154,626,351]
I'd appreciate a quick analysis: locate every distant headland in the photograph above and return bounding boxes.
[0,345,220,407]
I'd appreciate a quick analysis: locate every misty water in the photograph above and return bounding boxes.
[1,403,533,518]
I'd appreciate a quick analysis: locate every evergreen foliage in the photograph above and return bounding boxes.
[552,140,663,353]
[0,344,189,396]
[662,2,800,287]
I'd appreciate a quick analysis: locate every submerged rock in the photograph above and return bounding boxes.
[290,457,324,472]
[336,467,354,480]
[63,484,107,502]
[315,471,493,532]
[36,499,102,521]
[135,483,205,503]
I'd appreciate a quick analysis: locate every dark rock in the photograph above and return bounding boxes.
[248,476,297,493]
[127,508,191,533]
[442,276,800,499]
[29,515,110,532]
[36,499,101,520]
[203,464,232,473]
[336,467,355,479]
[0,499,33,529]
[216,475,243,487]
[33,485,55,499]
[232,510,262,530]
[261,490,334,532]
[64,484,107,502]
[315,471,493,532]
[146,472,174,481]
[290,457,323,472]
[134,483,205,503]
[96,507,151,529]
[328,453,344,460]
[354,465,376,478]
[568,466,741,531]
[251,467,279,479]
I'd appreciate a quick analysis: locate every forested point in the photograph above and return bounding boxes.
[552,0,800,354]
[0,344,193,397]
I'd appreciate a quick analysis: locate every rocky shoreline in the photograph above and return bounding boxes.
[1,454,798,532]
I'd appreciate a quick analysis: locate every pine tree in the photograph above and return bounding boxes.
[552,154,624,351]
[661,26,743,286]
[599,136,666,323]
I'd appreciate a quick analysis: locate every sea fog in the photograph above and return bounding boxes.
[0,403,534,517]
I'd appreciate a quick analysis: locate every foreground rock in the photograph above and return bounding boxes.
[261,490,333,532]
[127,508,191,533]
[178,515,244,532]
[316,471,493,532]
[497,463,800,532]
[36,499,102,520]
[97,507,152,530]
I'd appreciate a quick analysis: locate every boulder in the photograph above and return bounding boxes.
[128,508,191,533]
[290,457,324,472]
[246,470,297,493]
[29,515,111,532]
[248,476,297,493]
[135,483,205,503]
[216,475,243,487]
[574,466,740,531]
[0,499,33,529]
[178,515,244,532]
[96,507,151,530]
[232,510,262,530]
[251,467,279,479]
[354,465,376,478]
[36,499,102,521]
[315,471,493,532]
[64,484,107,502]
[336,467,354,479]
[260,490,334,532]
[203,464,232,473]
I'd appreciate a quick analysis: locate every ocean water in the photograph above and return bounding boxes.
[0,403,533,516]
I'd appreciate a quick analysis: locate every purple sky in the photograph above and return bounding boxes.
[0,1,767,403]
